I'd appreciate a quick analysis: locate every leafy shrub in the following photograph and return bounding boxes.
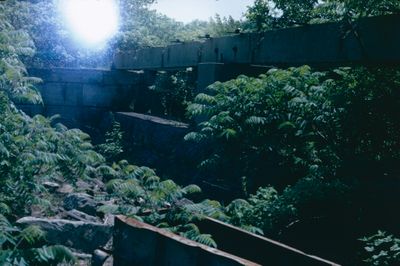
[186,66,342,192]
[97,118,124,162]
[186,66,400,195]
[245,0,400,30]
[96,160,221,247]
[0,4,108,219]
[149,69,195,121]
[360,231,400,265]
[0,92,107,218]
[0,215,75,266]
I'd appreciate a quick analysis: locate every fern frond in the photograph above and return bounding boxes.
[184,132,206,142]
[240,225,264,236]
[245,116,267,125]
[193,234,217,248]
[119,180,145,198]
[219,128,237,140]
[144,175,160,188]
[194,93,216,105]
[105,178,124,193]
[182,185,202,195]
[19,226,44,245]
[97,204,119,215]
[32,245,76,265]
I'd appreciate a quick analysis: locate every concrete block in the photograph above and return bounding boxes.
[164,42,203,68]
[115,112,189,149]
[202,34,252,64]
[29,68,104,84]
[39,83,66,106]
[80,69,104,84]
[113,47,164,70]
[196,63,225,91]
[64,83,83,106]
[103,70,143,86]
[82,84,116,107]
[28,68,60,83]
[52,68,103,84]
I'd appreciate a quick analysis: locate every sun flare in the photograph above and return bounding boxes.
[61,0,119,47]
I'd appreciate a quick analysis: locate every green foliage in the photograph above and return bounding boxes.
[0,215,76,266]
[2,0,245,68]
[98,159,268,245]
[360,231,400,265]
[187,66,342,191]
[0,93,106,217]
[187,65,400,264]
[97,119,124,162]
[187,66,400,194]
[0,4,109,218]
[245,0,400,30]
[96,160,224,247]
[0,2,41,104]
[149,69,195,120]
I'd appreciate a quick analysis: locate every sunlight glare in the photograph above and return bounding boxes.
[61,0,119,47]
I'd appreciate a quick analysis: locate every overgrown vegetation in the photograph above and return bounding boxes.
[149,69,195,121]
[0,215,76,266]
[186,66,400,191]
[360,231,400,265]
[2,0,400,265]
[97,118,124,162]
[0,2,240,263]
[245,0,400,31]
[186,66,400,263]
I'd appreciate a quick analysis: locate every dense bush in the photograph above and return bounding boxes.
[360,231,400,265]
[0,214,75,266]
[149,69,196,121]
[186,66,339,191]
[186,65,400,263]
[1,3,253,258]
[186,66,400,193]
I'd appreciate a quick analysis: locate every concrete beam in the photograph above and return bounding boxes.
[114,14,400,70]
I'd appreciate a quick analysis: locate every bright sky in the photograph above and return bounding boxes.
[151,0,255,23]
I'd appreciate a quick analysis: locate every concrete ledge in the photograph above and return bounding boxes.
[116,112,189,129]
[113,216,260,266]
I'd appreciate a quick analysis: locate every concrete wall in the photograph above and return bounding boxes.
[197,218,339,266]
[113,216,260,266]
[18,68,157,139]
[114,14,400,70]
[114,216,338,266]
[17,68,195,181]
[113,112,193,180]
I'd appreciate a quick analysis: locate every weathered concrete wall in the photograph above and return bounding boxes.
[112,112,195,184]
[197,218,339,266]
[114,216,338,266]
[16,68,195,182]
[113,216,260,266]
[18,68,157,138]
[115,112,189,153]
[196,63,270,91]
[114,14,400,70]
